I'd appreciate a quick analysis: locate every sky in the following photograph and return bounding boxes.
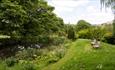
[47,0,114,24]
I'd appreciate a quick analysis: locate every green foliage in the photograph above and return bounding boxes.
[76,20,91,32]
[31,44,67,70]
[103,35,115,44]
[5,57,17,67]
[101,23,113,34]
[37,35,51,44]
[22,63,36,70]
[14,43,67,69]
[78,26,106,40]
[97,23,115,44]
[15,48,42,60]
[100,0,115,37]
[51,36,66,45]
[29,35,67,45]
[90,27,106,40]
[66,25,76,40]
[113,20,115,36]
[0,0,64,44]
[0,39,115,70]
[0,0,26,37]
[78,29,91,39]
[54,48,65,59]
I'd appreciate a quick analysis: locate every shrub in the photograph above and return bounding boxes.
[102,32,115,44]
[15,48,42,60]
[38,35,51,45]
[78,27,106,40]
[5,57,17,67]
[67,27,76,40]
[55,48,66,58]
[51,36,66,45]
[103,35,115,44]
[47,46,66,64]
[78,29,91,39]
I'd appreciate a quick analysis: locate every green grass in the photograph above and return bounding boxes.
[42,39,115,70]
[0,39,115,70]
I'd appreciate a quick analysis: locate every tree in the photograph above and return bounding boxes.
[0,0,26,38]
[65,24,76,40]
[76,20,91,32]
[100,0,115,36]
[0,0,64,45]
[78,26,106,40]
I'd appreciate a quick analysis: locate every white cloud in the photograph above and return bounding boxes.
[47,0,114,24]
[49,0,89,7]
[47,0,90,24]
[54,6,74,13]
[77,6,114,24]
[48,0,90,13]
[87,6,99,13]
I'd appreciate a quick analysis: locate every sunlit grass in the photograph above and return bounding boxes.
[43,39,115,70]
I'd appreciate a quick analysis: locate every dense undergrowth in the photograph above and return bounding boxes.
[0,38,72,70]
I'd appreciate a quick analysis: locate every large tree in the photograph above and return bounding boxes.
[0,0,64,44]
[100,0,115,36]
[76,20,91,32]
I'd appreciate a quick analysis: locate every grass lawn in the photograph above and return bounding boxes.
[42,39,115,70]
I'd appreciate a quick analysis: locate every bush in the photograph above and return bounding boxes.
[102,32,115,44]
[15,48,42,60]
[67,27,76,40]
[39,36,67,46]
[5,57,17,67]
[78,27,106,40]
[47,46,66,64]
[103,35,115,44]
[51,36,66,45]
[55,48,66,58]
[38,35,51,45]
[78,29,91,39]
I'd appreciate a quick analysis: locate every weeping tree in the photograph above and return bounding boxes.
[100,0,115,37]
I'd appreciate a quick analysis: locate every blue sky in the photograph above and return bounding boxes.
[47,0,114,24]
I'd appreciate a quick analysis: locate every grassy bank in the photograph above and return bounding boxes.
[43,39,115,70]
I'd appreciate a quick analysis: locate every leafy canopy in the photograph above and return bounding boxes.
[76,20,91,32]
[0,0,64,43]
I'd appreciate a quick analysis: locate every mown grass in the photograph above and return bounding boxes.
[43,39,115,70]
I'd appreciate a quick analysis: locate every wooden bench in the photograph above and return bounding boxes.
[91,39,100,48]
